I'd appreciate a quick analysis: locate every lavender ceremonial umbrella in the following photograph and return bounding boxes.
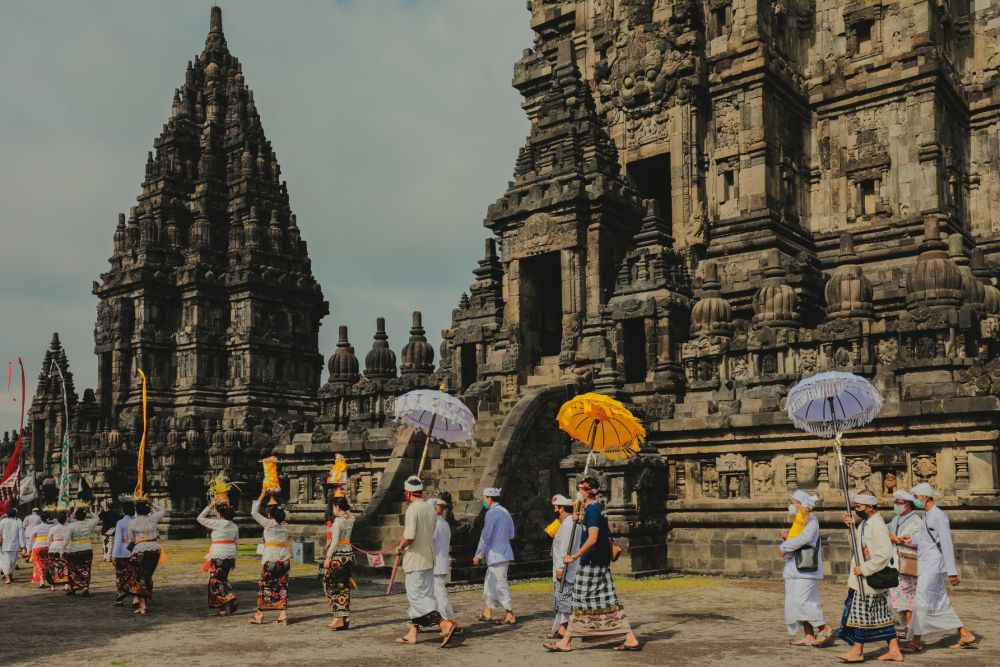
[394,389,475,478]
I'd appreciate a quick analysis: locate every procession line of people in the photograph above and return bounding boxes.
[777,483,978,662]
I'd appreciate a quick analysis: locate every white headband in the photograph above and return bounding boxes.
[483,487,501,498]
[792,489,818,510]
[910,482,937,498]
[403,476,423,492]
[893,490,915,503]
[850,491,878,505]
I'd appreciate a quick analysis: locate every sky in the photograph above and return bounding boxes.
[0,1,532,425]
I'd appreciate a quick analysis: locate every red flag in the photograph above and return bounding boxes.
[0,357,25,514]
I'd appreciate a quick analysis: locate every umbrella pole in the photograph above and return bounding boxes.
[830,397,867,607]
[415,414,437,480]
[560,425,597,594]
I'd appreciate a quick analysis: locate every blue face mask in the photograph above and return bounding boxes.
[914,499,925,510]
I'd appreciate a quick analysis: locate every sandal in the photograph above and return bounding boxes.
[476,613,493,622]
[813,629,834,646]
[614,643,641,652]
[542,643,571,652]
[949,637,979,650]
[440,623,457,648]
[248,614,264,625]
[790,638,811,646]
[900,642,924,654]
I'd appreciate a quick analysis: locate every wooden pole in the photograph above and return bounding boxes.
[415,413,437,479]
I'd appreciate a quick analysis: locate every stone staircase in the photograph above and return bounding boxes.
[351,360,565,582]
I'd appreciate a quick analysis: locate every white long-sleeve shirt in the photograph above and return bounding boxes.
[48,522,70,555]
[433,516,451,576]
[127,508,166,554]
[887,510,922,561]
[848,512,894,594]
[64,514,99,554]
[197,506,239,560]
[112,515,133,559]
[908,505,957,576]
[551,514,581,583]
[475,503,515,565]
[779,514,824,580]
[25,521,51,549]
[251,500,290,564]
[0,517,25,552]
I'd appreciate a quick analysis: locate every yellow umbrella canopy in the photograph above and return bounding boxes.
[556,392,646,461]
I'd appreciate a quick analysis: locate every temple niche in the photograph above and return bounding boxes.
[18,2,1000,582]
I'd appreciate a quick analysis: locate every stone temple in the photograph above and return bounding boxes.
[12,3,1000,583]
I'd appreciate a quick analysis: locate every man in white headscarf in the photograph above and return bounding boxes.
[778,489,832,646]
[837,489,903,663]
[473,487,515,624]
[900,483,978,651]
[548,494,580,640]
[886,489,922,633]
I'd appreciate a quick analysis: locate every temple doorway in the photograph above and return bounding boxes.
[519,252,563,359]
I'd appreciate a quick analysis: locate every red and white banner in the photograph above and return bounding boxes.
[366,552,385,568]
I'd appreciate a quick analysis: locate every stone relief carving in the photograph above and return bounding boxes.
[912,454,938,484]
[876,339,898,365]
[752,460,775,494]
[848,457,871,488]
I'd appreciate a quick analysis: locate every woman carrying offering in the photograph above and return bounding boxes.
[322,496,356,630]
[250,489,290,625]
[197,500,239,616]
[125,498,166,615]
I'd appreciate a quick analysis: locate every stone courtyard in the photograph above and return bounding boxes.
[1,540,998,666]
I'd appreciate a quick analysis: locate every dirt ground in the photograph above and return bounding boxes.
[2,540,997,667]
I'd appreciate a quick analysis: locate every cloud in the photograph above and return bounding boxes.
[0,1,531,424]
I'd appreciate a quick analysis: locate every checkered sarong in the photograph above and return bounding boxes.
[567,563,631,639]
[839,589,896,646]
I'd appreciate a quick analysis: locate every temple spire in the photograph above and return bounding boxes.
[210,6,223,35]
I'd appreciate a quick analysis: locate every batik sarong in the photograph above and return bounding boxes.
[48,553,68,585]
[207,558,236,609]
[323,551,354,617]
[114,557,130,601]
[102,533,114,563]
[888,573,917,617]
[66,550,93,592]
[839,589,897,645]
[126,550,160,599]
[258,559,289,610]
[554,578,574,614]
[566,563,633,641]
[30,548,48,584]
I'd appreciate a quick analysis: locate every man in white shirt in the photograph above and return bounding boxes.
[395,476,457,647]
[428,497,458,629]
[111,501,134,605]
[901,483,978,651]
[473,487,516,624]
[548,494,579,639]
[0,508,26,583]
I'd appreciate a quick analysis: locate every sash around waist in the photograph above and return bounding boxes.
[212,540,236,545]
[135,537,159,543]
[264,541,287,548]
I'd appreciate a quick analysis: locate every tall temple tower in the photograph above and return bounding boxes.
[93,7,328,434]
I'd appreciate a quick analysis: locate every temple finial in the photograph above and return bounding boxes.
[210,6,223,35]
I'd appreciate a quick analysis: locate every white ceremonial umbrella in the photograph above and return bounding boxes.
[393,389,476,478]
[787,370,883,604]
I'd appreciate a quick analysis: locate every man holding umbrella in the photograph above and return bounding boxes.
[473,487,516,625]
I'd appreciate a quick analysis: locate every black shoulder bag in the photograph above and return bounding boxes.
[794,531,820,572]
[860,521,899,589]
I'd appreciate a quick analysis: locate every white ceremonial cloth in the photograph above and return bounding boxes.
[433,516,451,577]
[26,521,51,548]
[779,514,823,580]
[909,573,964,642]
[0,551,17,576]
[784,578,825,635]
[405,568,439,620]
[484,561,512,611]
[111,515,133,559]
[250,500,290,564]
[475,503,515,565]
[551,515,580,583]
[906,505,964,641]
[434,573,454,620]
[0,516,25,553]
[325,515,355,557]
[197,506,239,559]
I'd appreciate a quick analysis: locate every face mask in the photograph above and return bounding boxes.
[913,499,925,510]
[787,504,798,516]
[482,500,490,510]
[892,504,905,515]
[854,508,868,521]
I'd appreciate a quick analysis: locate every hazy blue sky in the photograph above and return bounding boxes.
[0,1,531,424]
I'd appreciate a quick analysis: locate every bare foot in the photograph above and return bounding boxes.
[876,652,903,662]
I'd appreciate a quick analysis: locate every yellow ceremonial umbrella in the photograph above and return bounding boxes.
[556,392,646,464]
[555,392,645,589]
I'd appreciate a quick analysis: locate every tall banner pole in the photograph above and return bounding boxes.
[49,360,72,508]
[134,368,148,499]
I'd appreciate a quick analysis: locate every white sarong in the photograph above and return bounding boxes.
[434,573,454,620]
[0,551,18,576]
[909,573,963,642]
[405,568,439,622]
[484,560,512,611]
[785,577,825,635]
